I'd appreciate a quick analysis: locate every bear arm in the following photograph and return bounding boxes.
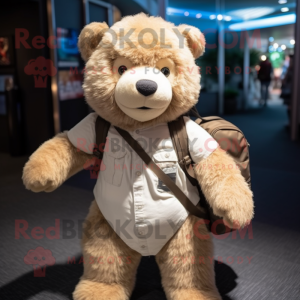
[194,148,254,227]
[23,132,93,192]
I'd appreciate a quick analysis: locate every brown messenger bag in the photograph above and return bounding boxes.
[93,108,251,235]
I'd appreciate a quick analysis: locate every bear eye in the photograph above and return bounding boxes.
[161,67,170,77]
[118,65,127,75]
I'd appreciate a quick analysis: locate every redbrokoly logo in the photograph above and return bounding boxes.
[24,56,57,88]
[24,246,56,277]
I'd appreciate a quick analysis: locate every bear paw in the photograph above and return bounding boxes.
[213,174,254,229]
[22,159,62,193]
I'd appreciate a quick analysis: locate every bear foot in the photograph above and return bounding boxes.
[73,279,129,300]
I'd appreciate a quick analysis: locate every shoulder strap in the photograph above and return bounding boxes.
[93,116,110,160]
[189,106,202,119]
[115,126,208,220]
[168,116,198,186]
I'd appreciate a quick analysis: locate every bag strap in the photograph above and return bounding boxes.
[189,106,202,119]
[168,115,210,211]
[168,116,198,186]
[114,126,208,220]
[93,116,110,160]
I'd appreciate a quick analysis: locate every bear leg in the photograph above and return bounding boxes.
[156,215,221,300]
[73,201,141,300]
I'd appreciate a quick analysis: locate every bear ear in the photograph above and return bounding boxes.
[177,24,205,59]
[78,22,109,62]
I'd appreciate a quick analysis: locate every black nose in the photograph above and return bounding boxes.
[136,79,158,96]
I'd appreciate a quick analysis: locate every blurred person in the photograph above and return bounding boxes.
[281,55,294,126]
[281,55,290,80]
[272,68,282,90]
[258,56,273,106]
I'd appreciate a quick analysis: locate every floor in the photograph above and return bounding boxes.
[0,99,300,300]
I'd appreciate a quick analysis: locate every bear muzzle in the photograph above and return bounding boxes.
[136,79,158,97]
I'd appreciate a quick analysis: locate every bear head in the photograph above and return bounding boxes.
[78,13,205,131]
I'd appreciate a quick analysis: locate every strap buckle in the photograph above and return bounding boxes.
[93,147,102,159]
[182,155,192,167]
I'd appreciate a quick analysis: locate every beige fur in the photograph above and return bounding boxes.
[73,201,220,300]
[177,24,206,58]
[73,201,141,300]
[194,148,254,229]
[23,13,254,300]
[23,132,92,192]
[156,215,221,300]
[79,13,205,131]
[114,65,173,122]
[78,22,109,62]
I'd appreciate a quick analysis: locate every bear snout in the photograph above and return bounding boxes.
[136,79,158,96]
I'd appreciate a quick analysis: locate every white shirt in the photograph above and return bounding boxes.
[68,113,217,255]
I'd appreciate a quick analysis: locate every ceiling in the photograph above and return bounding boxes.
[169,0,296,21]
[168,0,296,49]
[168,0,296,22]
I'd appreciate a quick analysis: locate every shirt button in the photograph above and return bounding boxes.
[141,245,146,248]
[165,153,170,158]
[137,205,143,210]
[136,171,141,176]
[138,229,145,235]
[135,130,140,134]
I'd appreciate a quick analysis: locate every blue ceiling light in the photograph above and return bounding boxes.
[227,7,275,20]
[229,14,296,31]
[167,7,234,21]
[167,7,207,19]
[278,0,287,3]
[281,7,289,12]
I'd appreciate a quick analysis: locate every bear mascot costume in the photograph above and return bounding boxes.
[23,13,254,300]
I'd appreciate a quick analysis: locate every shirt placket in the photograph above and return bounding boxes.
[132,129,150,255]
